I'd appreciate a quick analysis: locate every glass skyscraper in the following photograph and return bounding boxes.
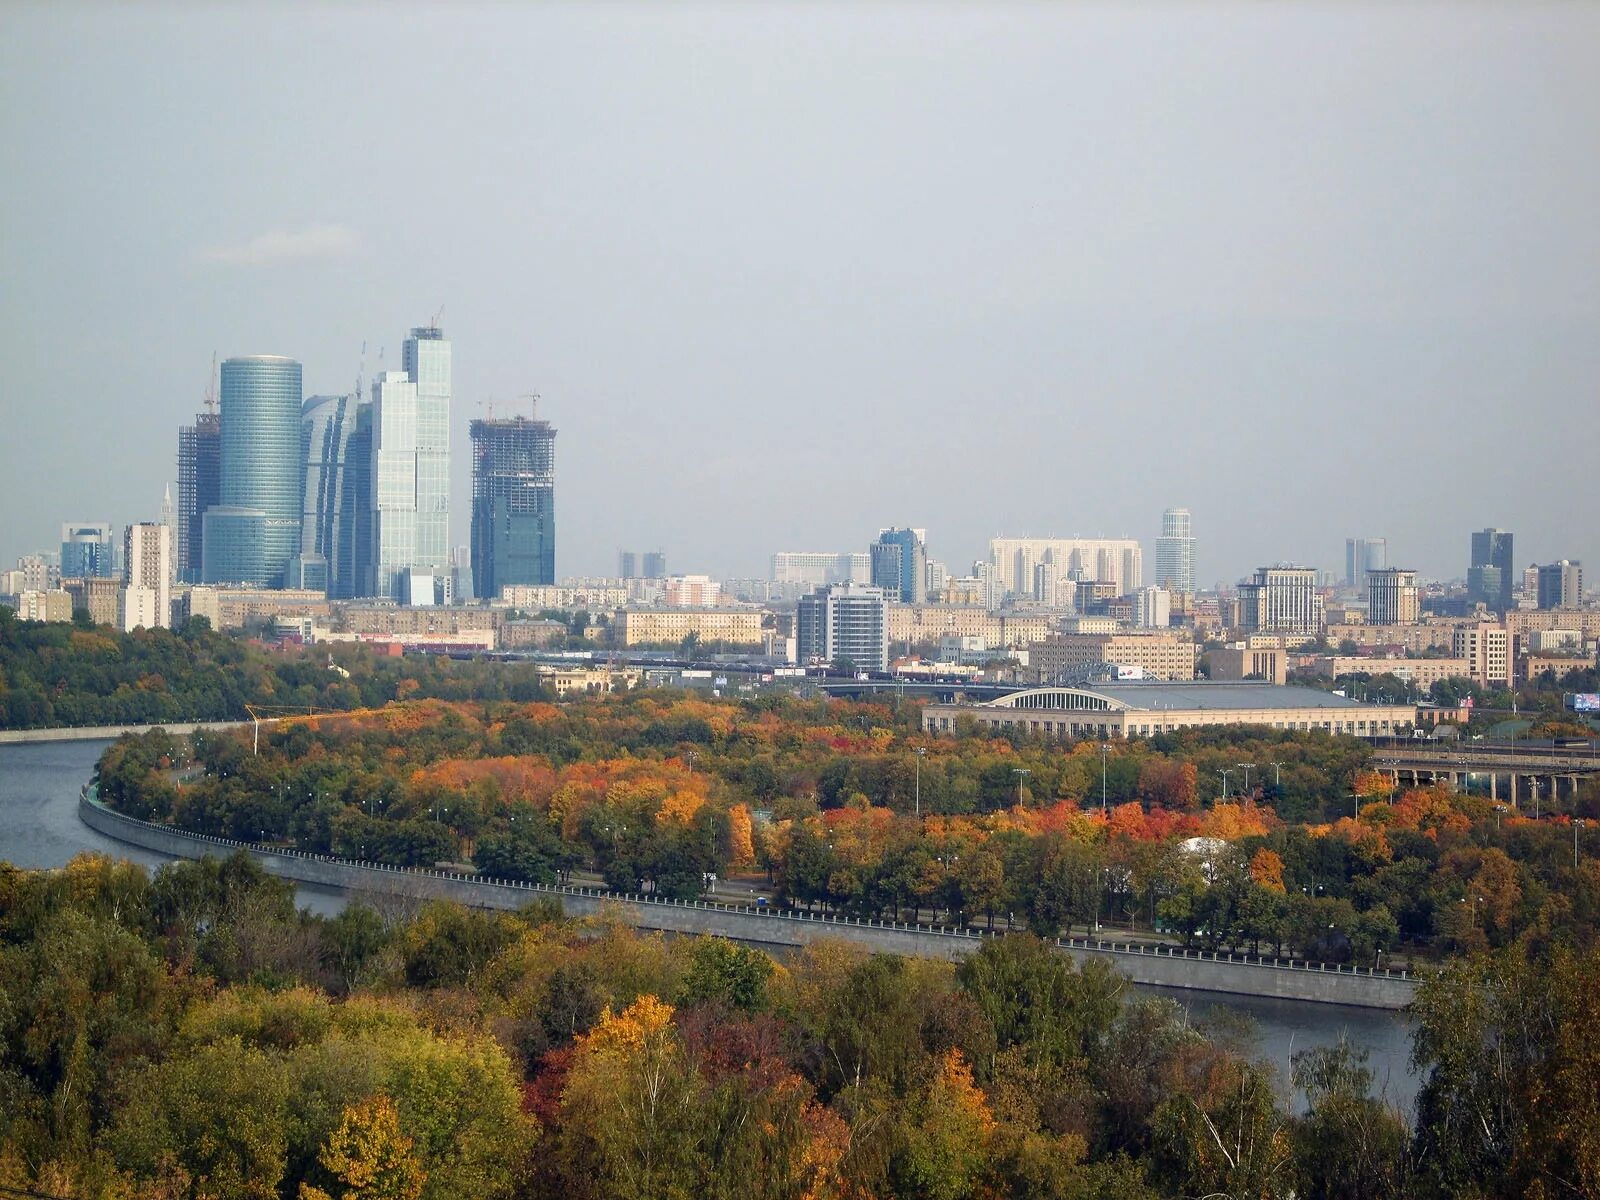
[205,355,302,587]
[367,326,450,600]
[1469,528,1514,613]
[1155,507,1196,594]
[470,414,557,600]
[60,523,117,579]
[870,528,927,603]
[300,394,360,596]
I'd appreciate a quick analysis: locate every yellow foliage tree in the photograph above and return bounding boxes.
[727,804,756,867]
[1249,848,1286,894]
[299,1095,425,1200]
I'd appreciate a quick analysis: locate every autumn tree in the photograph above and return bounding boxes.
[299,1095,426,1200]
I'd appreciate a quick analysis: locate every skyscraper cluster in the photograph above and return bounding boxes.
[167,324,528,603]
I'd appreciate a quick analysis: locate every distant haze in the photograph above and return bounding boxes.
[2,4,1596,586]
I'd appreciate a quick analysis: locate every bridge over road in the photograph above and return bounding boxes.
[1370,742,1600,807]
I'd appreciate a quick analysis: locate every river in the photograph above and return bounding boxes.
[0,738,1421,1115]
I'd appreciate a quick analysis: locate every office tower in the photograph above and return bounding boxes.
[988,537,1142,596]
[300,394,360,596]
[365,325,451,600]
[1344,537,1387,589]
[177,410,222,583]
[1032,560,1058,605]
[470,414,557,601]
[1237,566,1323,636]
[871,528,927,604]
[338,401,373,599]
[1155,508,1196,593]
[402,325,450,579]
[1133,586,1171,628]
[60,523,117,579]
[1468,528,1515,612]
[771,552,871,586]
[796,583,888,670]
[642,550,667,579]
[1537,560,1584,610]
[1367,568,1420,625]
[619,551,638,579]
[122,523,171,630]
[204,355,302,586]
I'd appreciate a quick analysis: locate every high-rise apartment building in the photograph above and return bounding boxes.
[1537,560,1584,610]
[177,410,221,583]
[1367,568,1420,625]
[122,522,171,630]
[1155,508,1195,594]
[619,551,638,579]
[771,552,870,586]
[470,414,557,601]
[60,524,117,579]
[1468,528,1515,613]
[796,583,888,670]
[871,528,927,604]
[642,551,667,580]
[300,394,361,597]
[1237,566,1323,636]
[988,537,1142,597]
[1344,537,1388,589]
[204,355,302,587]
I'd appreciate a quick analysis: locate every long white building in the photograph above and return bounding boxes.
[771,551,870,586]
[988,537,1142,597]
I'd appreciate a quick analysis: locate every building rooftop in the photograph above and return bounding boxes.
[1086,681,1375,711]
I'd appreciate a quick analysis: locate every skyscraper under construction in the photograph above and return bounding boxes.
[176,410,221,583]
[470,412,556,601]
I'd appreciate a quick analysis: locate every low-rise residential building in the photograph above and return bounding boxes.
[1030,632,1199,681]
[612,608,766,647]
[1316,656,1474,687]
[1328,622,1462,654]
[334,604,501,642]
[886,605,1057,649]
[211,588,332,630]
[498,583,634,611]
[63,576,122,627]
[1207,645,1287,685]
[17,589,73,623]
[500,618,569,649]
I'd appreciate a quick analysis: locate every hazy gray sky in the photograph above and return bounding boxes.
[2,3,1596,587]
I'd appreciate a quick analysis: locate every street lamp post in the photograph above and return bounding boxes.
[915,747,926,819]
[1218,768,1233,800]
[1013,768,1031,806]
[1236,763,1256,794]
[1267,761,1284,789]
[1577,819,1587,870]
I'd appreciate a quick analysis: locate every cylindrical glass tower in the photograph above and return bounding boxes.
[213,355,302,587]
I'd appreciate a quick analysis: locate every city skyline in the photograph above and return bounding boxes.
[3,6,1598,583]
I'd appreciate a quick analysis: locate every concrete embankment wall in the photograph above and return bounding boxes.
[0,721,250,745]
[79,793,1420,1011]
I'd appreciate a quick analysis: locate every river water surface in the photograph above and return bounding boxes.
[0,738,1421,1114]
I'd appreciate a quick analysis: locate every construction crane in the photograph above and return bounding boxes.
[242,703,356,755]
[203,352,217,413]
[520,391,541,421]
